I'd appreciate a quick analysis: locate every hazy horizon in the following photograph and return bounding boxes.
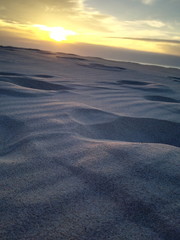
[1,42,180,69]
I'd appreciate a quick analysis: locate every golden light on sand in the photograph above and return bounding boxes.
[34,25,76,42]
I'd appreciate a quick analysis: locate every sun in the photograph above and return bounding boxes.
[34,25,76,42]
[49,27,76,42]
[50,27,69,42]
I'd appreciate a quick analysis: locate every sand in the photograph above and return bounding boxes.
[0,46,180,240]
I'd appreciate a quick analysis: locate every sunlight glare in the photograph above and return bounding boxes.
[34,25,76,42]
[50,27,76,41]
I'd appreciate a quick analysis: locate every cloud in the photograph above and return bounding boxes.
[1,0,179,57]
[0,0,86,25]
[123,20,165,28]
[106,36,180,56]
[162,43,180,56]
[0,19,32,31]
[0,0,116,33]
[0,6,6,11]
[144,20,165,28]
[141,0,156,5]
[113,37,180,44]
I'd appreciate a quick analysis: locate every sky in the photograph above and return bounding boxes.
[0,0,180,66]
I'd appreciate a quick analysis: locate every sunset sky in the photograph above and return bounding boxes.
[0,0,180,64]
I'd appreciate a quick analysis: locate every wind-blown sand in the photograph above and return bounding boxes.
[0,46,180,240]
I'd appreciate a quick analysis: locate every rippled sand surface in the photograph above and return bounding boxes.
[0,46,180,240]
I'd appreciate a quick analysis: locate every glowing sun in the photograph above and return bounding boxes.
[50,27,76,41]
[50,28,67,41]
[34,25,76,42]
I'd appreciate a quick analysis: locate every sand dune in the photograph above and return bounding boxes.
[0,75,70,91]
[0,46,180,240]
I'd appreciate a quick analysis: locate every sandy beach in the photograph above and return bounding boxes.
[0,46,180,240]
